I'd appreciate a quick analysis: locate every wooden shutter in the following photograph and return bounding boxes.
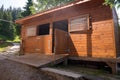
[26,26,36,37]
[69,14,89,32]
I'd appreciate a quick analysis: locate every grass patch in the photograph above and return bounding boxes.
[0,35,7,40]
[52,64,108,75]
[0,34,20,43]
[13,36,20,42]
[0,35,20,52]
[0,42,11,52]
[51,63,120,80]
[7,36,20,43]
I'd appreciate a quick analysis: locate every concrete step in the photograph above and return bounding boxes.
[41,67,112,80]
[41,67,85,80]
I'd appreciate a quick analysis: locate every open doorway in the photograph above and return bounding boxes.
[52,20,68,53]
[37,23,50,36]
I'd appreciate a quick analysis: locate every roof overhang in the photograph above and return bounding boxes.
[15,0,91,24]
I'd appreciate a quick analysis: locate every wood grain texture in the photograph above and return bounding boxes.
[24,35,52,54]
[20,0,117,59]
[55,29,68,54]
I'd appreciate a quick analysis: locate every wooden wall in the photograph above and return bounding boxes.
[21,0,117,58]
[68,20,115,58]
[21,25,53,55]
[67,0,116,58]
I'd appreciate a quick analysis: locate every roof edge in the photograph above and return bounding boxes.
[15,0,91,24]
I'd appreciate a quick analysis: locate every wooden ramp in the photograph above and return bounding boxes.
[6,54,68,68]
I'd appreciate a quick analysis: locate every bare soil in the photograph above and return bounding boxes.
[0,59,48,80]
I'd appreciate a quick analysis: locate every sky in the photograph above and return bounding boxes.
[0,0,27,9]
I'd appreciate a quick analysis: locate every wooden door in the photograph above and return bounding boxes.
[54,29,68,54]
[36,35,52,54]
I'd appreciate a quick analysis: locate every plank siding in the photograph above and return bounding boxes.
[24,36,52,54]
[69,20,115,58]
[68,0,115,58]
[19,0,116,58]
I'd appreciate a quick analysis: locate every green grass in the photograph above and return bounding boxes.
[0,43,10,52]
[0,35,7,40]
[0,34,20,43]
[52,64,108,75]
[13,36,20,42]
[0,35,20,52]
[51,64,120,80]
[7,36,20,43]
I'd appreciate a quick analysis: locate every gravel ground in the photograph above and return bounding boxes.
[0,42,20,56]
[0,43,119,80]
[0,59,49,80]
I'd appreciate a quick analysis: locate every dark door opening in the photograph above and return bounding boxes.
[52,20,68,53]
[37,23,50,36]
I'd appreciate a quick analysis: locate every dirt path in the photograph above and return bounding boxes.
[0,58,48,80]
[0,42,20,56]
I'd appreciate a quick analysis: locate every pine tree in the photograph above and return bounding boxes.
[22,0,35,17]
[12,8,22,36]
[0,6,22,40]
[35,0,74,12]
[0,5,4,19]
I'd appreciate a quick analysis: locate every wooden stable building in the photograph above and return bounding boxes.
[16,0,120,73]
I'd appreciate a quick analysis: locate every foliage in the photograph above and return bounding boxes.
[0,42,10,52]
[0,0,35,42]
[0,0,75,42]
[104,0,120,8]
[13,36,20,42]
[22,0,35,17]
[35,0,74,12]
[0,6,22,41]
[0,35,7,40]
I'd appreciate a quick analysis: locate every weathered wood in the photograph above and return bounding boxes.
[69,14,89,32]
[106,62,117,74]
[26,26,36,37]
[7,54,69,68]
[55,29,68,54]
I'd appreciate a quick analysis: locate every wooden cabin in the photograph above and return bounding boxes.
[16,0,120,73]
